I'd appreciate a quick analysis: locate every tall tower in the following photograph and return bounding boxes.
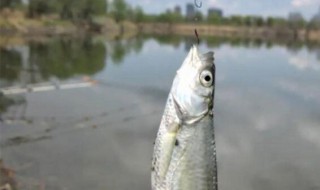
[186,3,195,20]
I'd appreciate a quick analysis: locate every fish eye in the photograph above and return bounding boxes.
[199,70,213,87]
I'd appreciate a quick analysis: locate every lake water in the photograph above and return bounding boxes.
[0,35,320,190]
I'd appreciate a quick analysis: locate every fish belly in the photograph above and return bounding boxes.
[166,116,217,190]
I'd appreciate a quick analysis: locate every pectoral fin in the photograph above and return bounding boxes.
[155,122,180,182]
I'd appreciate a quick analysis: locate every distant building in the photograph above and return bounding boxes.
[174,5,181,15]
[186,3,195,20]
[311,6,320,26]
[312,7,320,22]
[288,12,304,22]
[208,7,223,17]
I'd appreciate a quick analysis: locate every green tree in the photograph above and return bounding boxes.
[171,12,184,22]
[194,11,203,22]
[266,17,275,27]
[156,12,171,22]
[28,0,53,18]
[59,0,73,19]
[112,0,128,22]
[229,15,243,26]
[271,17,287,28]
[133,6,145,23]
[207,15,222,25]
[156,10,184,23]
[80,0,107,19]
[243,16,252,26]
[59,0,106,20]
[0,0,22,9]
[255,16,264,27]
[144,14,157,22]
[221,17,231,25]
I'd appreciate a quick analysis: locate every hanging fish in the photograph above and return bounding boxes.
[152,45,218,190]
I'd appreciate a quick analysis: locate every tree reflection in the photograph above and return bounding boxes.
[131,36,144,54]
[145,34,320,62]
[0,92,14,113]
[111,40,126,64]
[0,37,107,85]
[152,35,183,48]
[286,41,305,53]
[252,39,263,47]
[0,48,22,83]
[29,37,106,80]
[0,35,319,87]
[110,37,145,64]
[305,42,320,62]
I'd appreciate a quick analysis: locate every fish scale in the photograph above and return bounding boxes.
[152,45,217,190]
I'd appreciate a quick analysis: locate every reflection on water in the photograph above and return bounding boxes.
[0,93,15,113]
[0,48,22,83]
[0,35,320,190]
[0,37,106,87]
[0,36,148,88]
[1,35,319,86]
[28,38,106,80]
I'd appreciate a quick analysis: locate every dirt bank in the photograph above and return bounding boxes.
[0,10,138,38]
[138,23,320,42]
[0,10,77,36]
[1,9,318,42]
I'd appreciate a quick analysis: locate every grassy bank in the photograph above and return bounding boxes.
[0,10,77,36]
[0,10,78,48]
[0,10,138,37]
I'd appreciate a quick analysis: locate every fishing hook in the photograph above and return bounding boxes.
[194,0,202,8]
[194,29,200,45]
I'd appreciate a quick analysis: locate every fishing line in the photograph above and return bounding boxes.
[194,0,202,45]
[195,29,200,45]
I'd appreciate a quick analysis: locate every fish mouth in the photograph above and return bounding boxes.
[172,94,211,125]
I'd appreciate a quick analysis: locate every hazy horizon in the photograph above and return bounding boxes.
[20,0,320,20]
[125,0,319,20]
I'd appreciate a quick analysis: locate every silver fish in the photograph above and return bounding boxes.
[152,45,217,190]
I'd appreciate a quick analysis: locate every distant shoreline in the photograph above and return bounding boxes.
[1,14,319,43]
[138,23,320,42]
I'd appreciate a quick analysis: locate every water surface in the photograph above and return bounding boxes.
[0,35,320,190]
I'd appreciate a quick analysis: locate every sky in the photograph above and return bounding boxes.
[125,0,320,20]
